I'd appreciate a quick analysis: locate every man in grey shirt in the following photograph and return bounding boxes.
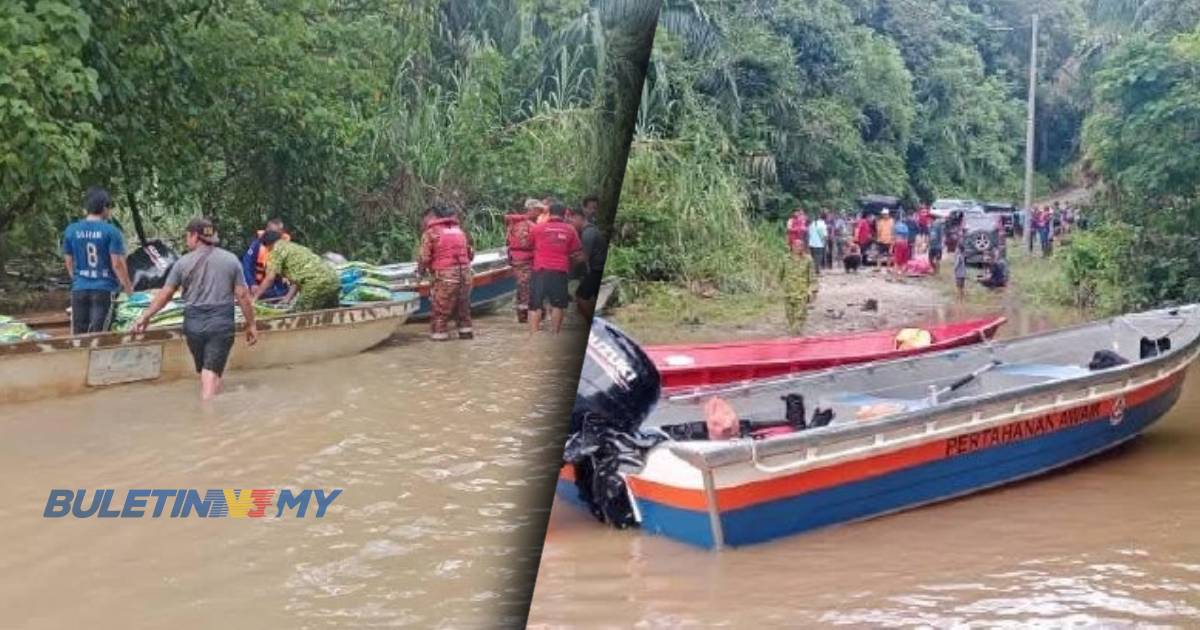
[134,218,257,400]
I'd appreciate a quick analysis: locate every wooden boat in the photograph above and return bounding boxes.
[560,305,1200,549]
[0,295,420,405]
[647,316,1006,391]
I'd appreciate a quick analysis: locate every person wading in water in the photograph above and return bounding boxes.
[505,201,540,323]
[134,218,258,400]
[418,204,475,341]
[529,202,584,335]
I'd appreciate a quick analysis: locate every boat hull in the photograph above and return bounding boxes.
[629,360,1190,549]
[560,305,1200,549]
[647,317,1006,391]
[0,299,417,405]
[405,267,517,322]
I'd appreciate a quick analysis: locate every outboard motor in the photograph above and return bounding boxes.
[570,317,661,433]
[565,318,662,529]
[126,239,180,292]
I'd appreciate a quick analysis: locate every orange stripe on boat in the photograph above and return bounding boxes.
[627,476,711,511]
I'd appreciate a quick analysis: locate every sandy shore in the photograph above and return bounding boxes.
[606,264,956,344]
[804,266,949,335]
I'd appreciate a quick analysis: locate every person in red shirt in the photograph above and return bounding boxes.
[529,202,584,334]
[417,204,475,341]
[786,209,808,254]
[505,201,541,323]
[917,205,932,235]
[854,212,873,251]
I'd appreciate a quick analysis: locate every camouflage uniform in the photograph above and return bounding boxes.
[430,266,473,337]
[513,261,533,320]
[267,240,341,311]
[507,218,535,322]
[419,217,474,340]
[781,254,816,334]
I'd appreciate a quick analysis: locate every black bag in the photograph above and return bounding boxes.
[126,239,180,292]
[1088,350,1129,370]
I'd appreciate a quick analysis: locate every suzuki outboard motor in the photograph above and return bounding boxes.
[566,318,662,529]
[571,317,661,433]
[126,239,180,292]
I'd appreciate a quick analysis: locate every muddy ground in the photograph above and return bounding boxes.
[606,242,1089,345]
[606,264,955,345]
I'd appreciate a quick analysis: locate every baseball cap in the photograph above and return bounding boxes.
[186,218,220,245]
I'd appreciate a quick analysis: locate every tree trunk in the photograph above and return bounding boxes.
[117,147,149,246]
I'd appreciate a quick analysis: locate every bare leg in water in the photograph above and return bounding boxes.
[529,306,542,335]
[550,306,565,334]
[200,369,222,401]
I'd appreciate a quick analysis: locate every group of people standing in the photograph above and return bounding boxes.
[783,203,1011,301]
[59,184,609,397]
[786,205,946,276]
[1024,202,1078,257]
[403,193,607,341]
[503,194,607,335]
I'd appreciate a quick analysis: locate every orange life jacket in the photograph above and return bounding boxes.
[254,230,290,282]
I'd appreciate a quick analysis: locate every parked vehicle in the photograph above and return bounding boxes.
[856,194,900,217]
[931,198,979,219]
[981,202,1017,237]
[961,210,1003,265]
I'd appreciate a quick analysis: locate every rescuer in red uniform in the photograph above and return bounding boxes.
[505,201,542,323]
[417,204,475,341]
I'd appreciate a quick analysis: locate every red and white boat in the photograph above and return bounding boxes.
[646,317,1007,391]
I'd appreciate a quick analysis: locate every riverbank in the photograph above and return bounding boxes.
[605,238,1093,344]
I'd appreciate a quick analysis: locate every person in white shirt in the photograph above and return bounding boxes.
[807,214,829,275]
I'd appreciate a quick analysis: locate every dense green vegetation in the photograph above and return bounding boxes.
[1,0,656,268]
[609,0,1200,314]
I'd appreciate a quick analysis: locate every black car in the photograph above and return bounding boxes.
[981,202,1016,237]
[961,210,1003,265]
[857,194,900,217]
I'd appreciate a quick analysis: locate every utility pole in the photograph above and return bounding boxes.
[1023,13,1039,252]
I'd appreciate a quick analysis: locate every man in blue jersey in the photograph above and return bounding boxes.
[62,187,133,335]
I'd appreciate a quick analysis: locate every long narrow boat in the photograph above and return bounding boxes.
[0,295,420,405]
[647,317,1006,391]
[346,248,517,321]
[561,305,1200,549]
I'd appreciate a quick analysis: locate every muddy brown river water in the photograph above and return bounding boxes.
[0,314,580,629]
[528,302,1200,628]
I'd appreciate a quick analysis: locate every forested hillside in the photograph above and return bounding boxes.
[610,0,1200,312]
[1,0,656,265]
